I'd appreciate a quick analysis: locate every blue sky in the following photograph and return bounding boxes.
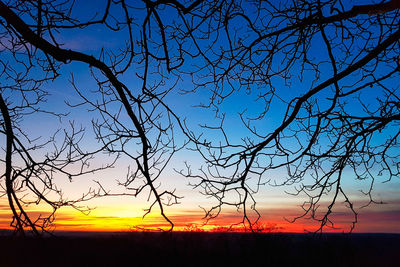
[0,0,399,232]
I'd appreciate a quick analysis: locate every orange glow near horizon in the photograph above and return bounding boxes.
[1,202,399,233]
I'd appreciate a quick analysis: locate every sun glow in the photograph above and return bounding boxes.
[1,195,399,233]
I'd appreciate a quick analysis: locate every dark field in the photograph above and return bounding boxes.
[0,231,398,267]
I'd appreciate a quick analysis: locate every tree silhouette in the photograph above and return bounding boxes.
[0,0,189,234]
[0,0,399,235]
[174,0,400,232]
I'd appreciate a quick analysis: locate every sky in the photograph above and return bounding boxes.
[0,0,399,233]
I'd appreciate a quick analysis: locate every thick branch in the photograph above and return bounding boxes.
[0,1,174,230]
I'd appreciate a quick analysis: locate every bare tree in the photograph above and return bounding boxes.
[176,0,400,232]
[0,51,106,235]
[0,0,399,235]
[0,0,196,234]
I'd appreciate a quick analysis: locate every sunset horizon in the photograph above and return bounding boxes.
[1,1,400,265]
[1,0,400,240]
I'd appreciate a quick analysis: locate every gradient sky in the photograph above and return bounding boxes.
[0,0,399,233]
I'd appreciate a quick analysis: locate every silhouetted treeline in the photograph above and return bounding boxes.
[0,232,398,267]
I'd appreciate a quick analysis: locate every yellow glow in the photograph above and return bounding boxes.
[1,197,399,233]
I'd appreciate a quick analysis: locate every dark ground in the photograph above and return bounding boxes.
[0,231,398,267]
